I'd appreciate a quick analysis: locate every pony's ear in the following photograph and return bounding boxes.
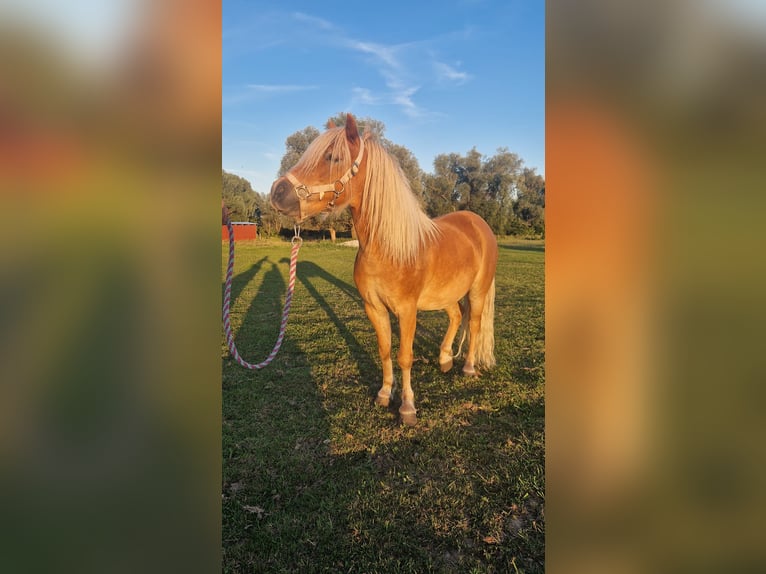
[325,118,335,130]
[345,113,359,144]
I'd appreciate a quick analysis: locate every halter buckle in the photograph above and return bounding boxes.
[294,185,310,200]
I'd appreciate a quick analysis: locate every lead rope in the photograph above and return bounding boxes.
[222,217,302,369]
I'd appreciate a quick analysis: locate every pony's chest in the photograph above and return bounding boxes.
[354,256,423,306]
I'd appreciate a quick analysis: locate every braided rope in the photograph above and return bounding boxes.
[222,218,301,369]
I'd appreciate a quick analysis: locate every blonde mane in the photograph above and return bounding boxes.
[292,126,353,182]
[293,126,438,265]
[359,133,439,265]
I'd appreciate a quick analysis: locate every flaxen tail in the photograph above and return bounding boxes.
[475,278,496,368]
[456,278,496,369]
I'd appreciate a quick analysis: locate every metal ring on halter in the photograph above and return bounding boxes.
[292,224,302,245]
[333,180,345,193]
[295,185,310,200]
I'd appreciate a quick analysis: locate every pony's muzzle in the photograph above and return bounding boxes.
[269,177,300,217]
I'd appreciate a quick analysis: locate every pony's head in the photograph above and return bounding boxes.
[270,114,364,222]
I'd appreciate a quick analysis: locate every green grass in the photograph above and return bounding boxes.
[222,237,544,573]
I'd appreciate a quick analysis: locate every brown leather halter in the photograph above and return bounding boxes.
[284,136,365,220]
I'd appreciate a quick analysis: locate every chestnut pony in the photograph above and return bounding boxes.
[270,114,497,425]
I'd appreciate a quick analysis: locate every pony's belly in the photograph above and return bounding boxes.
[417,281,471,311]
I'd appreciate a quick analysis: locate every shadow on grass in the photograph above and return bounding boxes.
[223,394,545,573]
[223,255,334,570]
[224,257,305,367]
[224,256,269,306]
[286,259,362,305]
[222,244,545,573]
[498,243,545,253]
[284,259,381,398]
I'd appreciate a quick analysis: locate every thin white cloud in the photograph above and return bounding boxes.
[347,40,402,69]
[345,39,432,117]
[223,84,319,106]
[292,12,336,31]
[283,12,472,119]
[246,84,319,93]
[351,87,382,105]
[352,85,432,119]
[434,61,472,84]
[393,87,422,118]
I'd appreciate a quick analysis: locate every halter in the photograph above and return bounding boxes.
[284,136,365,220]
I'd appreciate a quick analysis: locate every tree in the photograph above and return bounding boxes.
[222,170,258,221]
[512,167,545,236]
[278,126,320,177]
[222,170,283,236]
[385,141,425,200]
[517,167,545,207]
[422,147,544,236]
[422,171,455,218]
[326,113,386,140]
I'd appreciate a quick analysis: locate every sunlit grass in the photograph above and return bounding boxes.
[222,236,544,573]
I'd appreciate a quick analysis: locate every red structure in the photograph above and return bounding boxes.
[222,222,257,241]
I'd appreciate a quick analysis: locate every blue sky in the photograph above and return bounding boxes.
[223,0,545,195]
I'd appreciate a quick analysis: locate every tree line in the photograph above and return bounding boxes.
[223,115,544,239]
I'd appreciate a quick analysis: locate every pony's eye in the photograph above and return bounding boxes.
[325,153,333,163]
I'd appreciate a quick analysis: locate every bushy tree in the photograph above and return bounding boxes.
[384,141,425,200]
[222,170,258,221]
[278,126,320,177]
[326,113,385,140]
[222,170,283,236]
[515,167,545,235]
[422,147,544,236]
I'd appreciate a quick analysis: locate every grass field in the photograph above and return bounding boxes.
[222,236,545,573]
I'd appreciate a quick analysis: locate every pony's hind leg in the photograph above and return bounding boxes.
[439,302,463,372]
[364,302,394,407]
[462,292,485,376]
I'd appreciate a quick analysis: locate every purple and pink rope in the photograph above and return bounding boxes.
[222,218,301,369]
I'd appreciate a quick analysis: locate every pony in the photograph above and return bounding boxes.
[270,114,497,425]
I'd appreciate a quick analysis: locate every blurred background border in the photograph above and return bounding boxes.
[1,0,765,572]
[547,1,766,572]
[0,1,221,572]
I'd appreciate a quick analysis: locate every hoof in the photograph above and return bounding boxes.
[400,410,418,426]
[400,400,417,426]
[439,358,453,373]
[375,389,391,407]
[462,364,478,376]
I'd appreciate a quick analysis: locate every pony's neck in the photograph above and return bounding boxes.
[347,156,375,256]
[349,203,373,254]
[345,138,438,264]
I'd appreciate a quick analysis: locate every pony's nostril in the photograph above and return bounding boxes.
[270,179,291,204]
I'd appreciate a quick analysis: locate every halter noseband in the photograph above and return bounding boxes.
[285,136,365,219]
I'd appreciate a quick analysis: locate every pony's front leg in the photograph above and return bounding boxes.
[364,302,394,407]
[397,307,418,426]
